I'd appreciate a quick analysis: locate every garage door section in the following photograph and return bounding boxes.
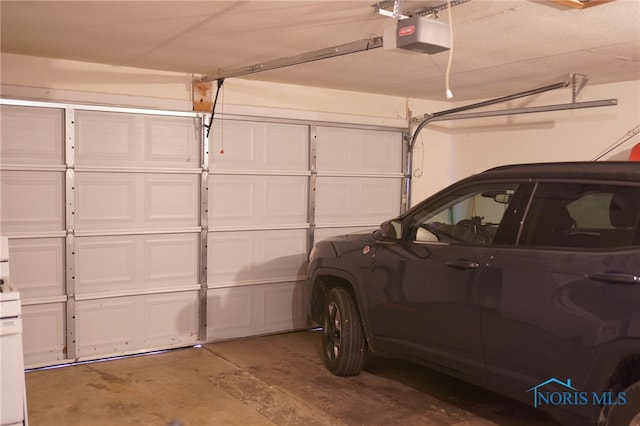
[72,110,201,359]
[1,104,203,365]
[0,105,67,366]
[206,120,310,340]
[314,126,404,242]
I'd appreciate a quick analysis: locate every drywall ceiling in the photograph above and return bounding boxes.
[1,0,639,101]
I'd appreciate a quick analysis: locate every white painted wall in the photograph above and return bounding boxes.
[2,53,639,209]
[407,98,454,205]
[0,53,411,127]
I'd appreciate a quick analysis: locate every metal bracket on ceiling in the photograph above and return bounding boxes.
[373,0,470,19]
[571,73,589,103]
[375,0,407,19]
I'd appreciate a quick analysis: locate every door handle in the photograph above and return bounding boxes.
[445,260,480,270]
[586,272,640,285]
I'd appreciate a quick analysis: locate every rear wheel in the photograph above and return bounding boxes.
[605,381,640,426]
[322,287,366,376]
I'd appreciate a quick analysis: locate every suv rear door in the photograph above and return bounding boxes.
[482,181,640,406]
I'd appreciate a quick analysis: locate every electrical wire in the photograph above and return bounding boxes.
[445,0,454,99]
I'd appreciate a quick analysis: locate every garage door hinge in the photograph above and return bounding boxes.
[66,227,75,243]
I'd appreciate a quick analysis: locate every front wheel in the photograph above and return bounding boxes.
[605,381,640,426]
[322,287,366,376]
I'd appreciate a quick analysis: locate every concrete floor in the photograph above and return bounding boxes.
[25,330,558,426]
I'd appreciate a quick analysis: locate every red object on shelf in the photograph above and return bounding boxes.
[630,143,640,161]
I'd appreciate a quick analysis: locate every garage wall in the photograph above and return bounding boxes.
[0,53,411,124]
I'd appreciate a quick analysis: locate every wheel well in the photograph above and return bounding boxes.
[606,353,640,395]
[598,353,640,424]
[310,274,359,325]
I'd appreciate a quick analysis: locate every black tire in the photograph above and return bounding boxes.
[321,287,366,376]
[606,381,640,426]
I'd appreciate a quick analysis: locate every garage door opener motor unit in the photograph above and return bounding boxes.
[383,16,451,54]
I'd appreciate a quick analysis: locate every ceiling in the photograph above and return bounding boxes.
[1,0,639,101]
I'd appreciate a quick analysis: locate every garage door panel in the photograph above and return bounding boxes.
[262,282,305,332]
[263,234,307,274]
[22,303,66,366]
[0,105,64,165]
[9,238,65,299]
[316,126,402,173]
[0,171,64,233]
[206,287,254,339]
[209,175,308,226]
[77,291,199,358]
[76,238,136,292]
[77,298,136,357]
[315,177,401,225]
[207,235,252,279]
[144,116,199,164]
[144,236,198,282]
[211,123,255,165]
[209,180,255,221]
[76,174,135,226]
[76,111,200,167]
[208,230,307,287]
[75,173,199,230]
[361,180,400,215]
[145,177,199,222]
[143,292,198,345]
[76,234,198,295]
[207,282,306,340]
[264,179,307,221]
[262,124,309,170]
[76,111,136,161]
[211,121,308,171]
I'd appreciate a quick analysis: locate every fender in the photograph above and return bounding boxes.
[307,264,378,352]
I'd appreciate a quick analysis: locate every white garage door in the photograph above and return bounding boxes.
[0,100,405,367]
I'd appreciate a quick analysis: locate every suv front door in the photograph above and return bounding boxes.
[366,182,525,378]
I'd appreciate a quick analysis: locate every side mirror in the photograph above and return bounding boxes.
[379,219,402,239]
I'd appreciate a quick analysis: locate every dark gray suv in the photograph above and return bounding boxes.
[306,162,640,426]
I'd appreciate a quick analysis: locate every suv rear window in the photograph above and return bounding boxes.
[519,183,640,249]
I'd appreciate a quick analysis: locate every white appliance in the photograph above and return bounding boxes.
[0,236,28,426]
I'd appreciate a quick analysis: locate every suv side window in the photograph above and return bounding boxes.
[406,183,525,245]
[519,183,640,249]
